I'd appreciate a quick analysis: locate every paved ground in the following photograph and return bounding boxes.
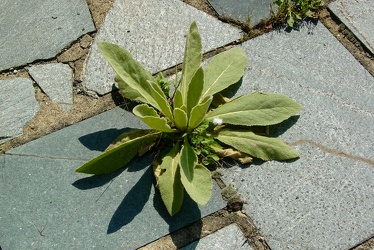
[1,0,373,249]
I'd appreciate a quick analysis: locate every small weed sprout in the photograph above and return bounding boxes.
[76,21,301,216]
[273,0,324,27]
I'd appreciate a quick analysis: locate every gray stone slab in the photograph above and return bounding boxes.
[0,0,95,72]
[329,0,374,54]
[0,78,39,144]
[218,22,374,249]
[28,63,74,110]
[83,0,241,95]
[1,107,226,249]
[208,0,275,26]
[181,224,253,250]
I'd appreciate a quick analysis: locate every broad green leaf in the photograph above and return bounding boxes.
[186,67,204,115]
[188,96,213,130]
[202,48,247,99]
[148,80,173,121]
[133,104,175,132]
[158,143,184,216]
[180,21,202,104]
[75,129,161,175]
[115,75,147,103]
[173,89,184,110]
[173,108,188,131]
[180,140,212,205]
[179,139,197,182]
[216,129,300,161]
[205,92,301,126]
[98,42,161,112]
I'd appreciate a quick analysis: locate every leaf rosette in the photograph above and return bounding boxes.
[76,21,302,216]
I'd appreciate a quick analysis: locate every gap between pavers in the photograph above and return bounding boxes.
[328,0,374,54]
[83,0,242,95]
[218,21,374,249]
[0,107,226,249]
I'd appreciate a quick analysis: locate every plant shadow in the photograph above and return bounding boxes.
[78,127,130,152]
[269,115,300,137]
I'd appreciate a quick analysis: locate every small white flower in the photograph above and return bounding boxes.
[213,117,223,126]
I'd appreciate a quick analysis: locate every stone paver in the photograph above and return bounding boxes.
[0,0,95,72]
[27,63,74,110]
[83,0,241,95]
[208,0,275,26]
[181,224,253,250]
[329,0,374,54]
[219,22,374,249]
[0,107,226,249]
[0,78,39,144]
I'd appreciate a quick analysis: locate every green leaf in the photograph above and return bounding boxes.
[179,140,212,205]
[287,14,295,27]
[133,104,175,132]
[75,129,161,175]
[173,89,184,110]
[202,48,247,99]
[173,108,188,131]
[216,129,300,161]
[180,21,202,104]
[186,67,204,115]
[148,80,173,121]
[205,92,301,126]
[98,42,165,112]
[115,75,147,103]
[158,143,184,216]
[188,96,213,130]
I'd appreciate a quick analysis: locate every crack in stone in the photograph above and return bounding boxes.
[5,152,89,162]
[288,139,374,166]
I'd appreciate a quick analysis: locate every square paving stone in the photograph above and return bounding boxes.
[329,0,374,54]
[0,107,225,249]
[219,21,374,249]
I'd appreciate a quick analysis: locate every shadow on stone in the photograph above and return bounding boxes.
[153,187,202,249]
[78,127,130,151]
[269,115,300,137]
[72,167,126,190]
[107,166,154,234]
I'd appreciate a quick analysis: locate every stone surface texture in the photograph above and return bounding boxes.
[0,78,39,144]
[27,63,74,110]
[83,0,241,95]
[329,0,374,54]
[218,22,374,249]
[0,107,226,249]
[181,224,253,250]
[0,0,95,72]
[208,0,275,26]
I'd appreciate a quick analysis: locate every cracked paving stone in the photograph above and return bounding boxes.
[0,107,226,249]
[218,21,374,249]
[83,0,241,95]
[0,78,39,144]
[27,63,74,111]
[0,0,95,72]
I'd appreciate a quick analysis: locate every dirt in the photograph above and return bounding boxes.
[1,1,373,249]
